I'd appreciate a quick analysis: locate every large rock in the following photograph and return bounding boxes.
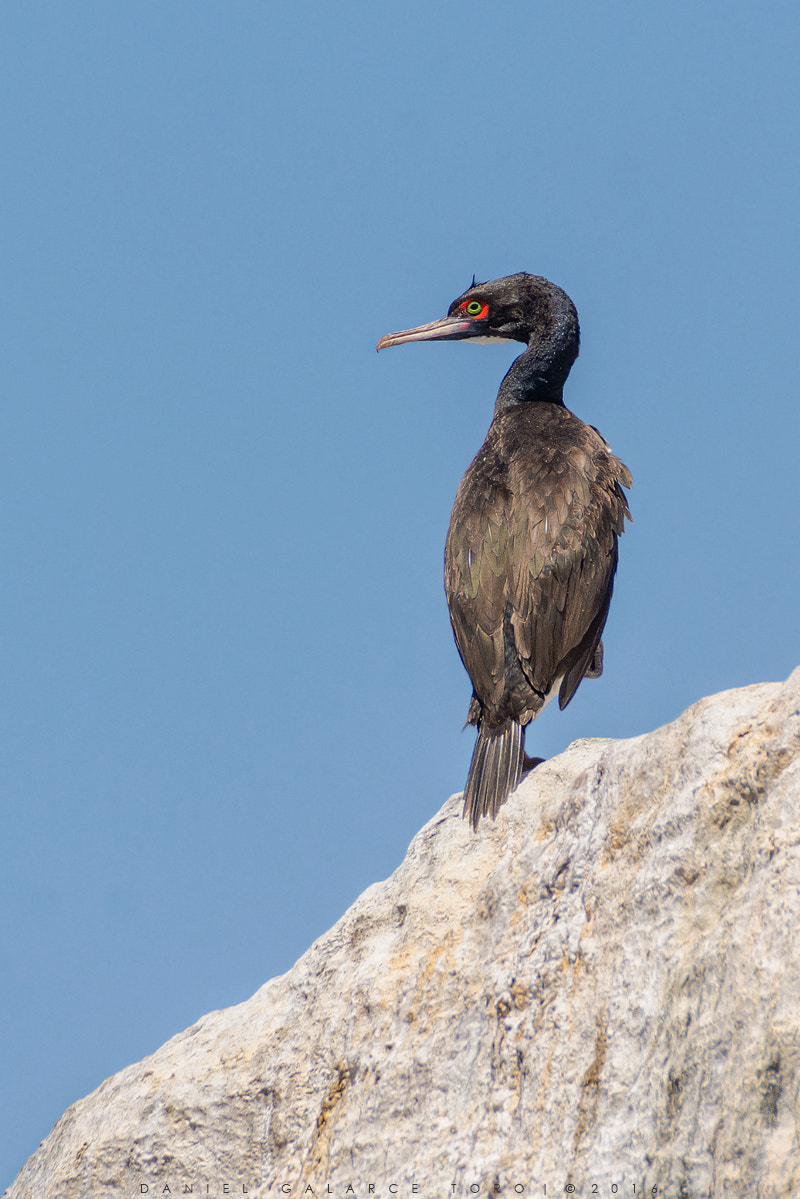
[6,670,800,1199]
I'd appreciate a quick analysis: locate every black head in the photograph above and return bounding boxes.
[376,272,579,355]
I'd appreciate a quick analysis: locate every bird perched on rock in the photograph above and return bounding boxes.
[377,273,631,829]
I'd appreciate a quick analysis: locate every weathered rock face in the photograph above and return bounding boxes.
[6,670,800,1199]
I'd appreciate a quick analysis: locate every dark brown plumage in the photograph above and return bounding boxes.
[377,273,631,829]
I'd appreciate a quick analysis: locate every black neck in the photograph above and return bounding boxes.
[494,291,579,412]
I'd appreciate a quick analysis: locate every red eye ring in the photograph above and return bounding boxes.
[460,300,489,319]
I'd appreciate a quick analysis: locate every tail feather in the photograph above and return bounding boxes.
[462,721,526,830]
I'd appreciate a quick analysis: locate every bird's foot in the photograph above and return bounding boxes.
[522,754,545,774]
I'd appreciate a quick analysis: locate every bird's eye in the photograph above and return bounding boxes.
[463,300,488,317]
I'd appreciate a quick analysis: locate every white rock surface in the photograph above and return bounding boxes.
[6,670,800,1199]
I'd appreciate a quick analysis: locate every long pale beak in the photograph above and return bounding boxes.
[376,314,472,351]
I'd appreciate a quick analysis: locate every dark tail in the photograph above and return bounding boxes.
[462,720,526,831]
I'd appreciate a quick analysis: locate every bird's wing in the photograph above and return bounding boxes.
[446,430,631,721]
[445,480,511,713]
[508,440,631,704]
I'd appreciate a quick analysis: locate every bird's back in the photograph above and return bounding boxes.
[445,401,631,731]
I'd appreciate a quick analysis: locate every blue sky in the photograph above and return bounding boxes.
[2,0,799,1184]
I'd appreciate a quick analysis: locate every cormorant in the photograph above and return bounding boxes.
[377,273,631,829]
